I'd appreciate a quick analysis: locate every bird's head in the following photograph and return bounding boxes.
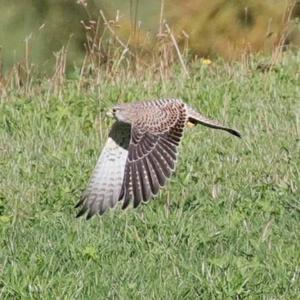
[106,104,134,124]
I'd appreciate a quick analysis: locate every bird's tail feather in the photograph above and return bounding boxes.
[187,106,241,138]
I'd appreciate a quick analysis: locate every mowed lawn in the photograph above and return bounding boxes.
[0,56,299,299]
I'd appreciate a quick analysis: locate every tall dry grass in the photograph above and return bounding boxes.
[0,1,297,98]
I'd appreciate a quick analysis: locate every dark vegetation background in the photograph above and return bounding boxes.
[0,0,299,72]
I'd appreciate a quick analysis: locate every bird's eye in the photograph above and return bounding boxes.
[112,108,116,113]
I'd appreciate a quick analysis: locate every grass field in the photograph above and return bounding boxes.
[0,55,299,299]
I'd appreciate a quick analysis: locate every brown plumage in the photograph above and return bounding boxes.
[76,98,241,219]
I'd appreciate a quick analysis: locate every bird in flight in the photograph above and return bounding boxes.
[76,98,241,219]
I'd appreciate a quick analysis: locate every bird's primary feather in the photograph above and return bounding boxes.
[75,122,130,219]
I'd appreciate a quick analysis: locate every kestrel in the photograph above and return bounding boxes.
[76,98,240,219]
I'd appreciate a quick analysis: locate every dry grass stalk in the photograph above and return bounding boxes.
[51,46,67,96]
[0,48,7,98]
[271,0,297,65]
[165,23,189,78]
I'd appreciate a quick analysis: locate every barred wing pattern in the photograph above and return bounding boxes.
[75,122,130,219]
[120,101,187,209]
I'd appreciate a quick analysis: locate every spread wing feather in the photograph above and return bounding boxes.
[75,122,130,219]
[120,104,187,209]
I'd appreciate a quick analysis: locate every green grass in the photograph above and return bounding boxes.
[0,56,299,299]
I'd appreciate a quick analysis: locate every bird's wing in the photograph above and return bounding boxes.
[76,122,130,219]
[187,106,241,138]
[119,106,187,209]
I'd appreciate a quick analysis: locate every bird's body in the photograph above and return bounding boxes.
[76,98,240,219]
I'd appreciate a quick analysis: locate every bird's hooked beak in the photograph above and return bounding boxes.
[106,109,115,118]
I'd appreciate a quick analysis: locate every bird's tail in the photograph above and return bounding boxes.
[187,106,241,138]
